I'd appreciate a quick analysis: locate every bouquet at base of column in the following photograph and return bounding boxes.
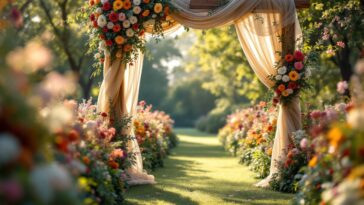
[86,0,175,66]
[269,50,311,105]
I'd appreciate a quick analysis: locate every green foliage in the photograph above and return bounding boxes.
[139,38,182,109]
[299,0,364,93]
[162,78,217,127]
[188,26,266,105]
[195,108,231,133]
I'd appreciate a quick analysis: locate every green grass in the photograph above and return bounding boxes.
[125,128,293,205]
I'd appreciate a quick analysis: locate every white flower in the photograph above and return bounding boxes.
[126,28,134,37]
[275,75,282,81]
[118,13,126,21]
[107,21,114,29]
[262,133,269,139]
[99,41,106,50]
[287,89,293,94]
[278,66,287,75]
[101,0,108,4]
[97,15,107,28]
[133,0,141,5]
[30,163,73,203]
[123,20,130,28]
[305,67,312,78]
[0,133,20,165]
[282,75,290,82]
[96,8,102,14]
[133,6,142,15]
[347,109,364,130]
[94,53,101,59]
[129,16,138,24]
[152,14,157,18]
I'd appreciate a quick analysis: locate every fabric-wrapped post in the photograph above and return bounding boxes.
[97,50,155,185]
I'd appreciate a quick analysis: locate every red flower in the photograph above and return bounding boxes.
[285,54,294,63]
[92,21,98,28]
[102,26,108,33]
[99,34,105,39]
[294,50,305,61]
[288,82,297,89]
[101,112,108,117]
[109,12,118,22]
[113,24,121,32]
[90,14,95,21]
[139,29,145,36]
[103,2,111,10]
[132,23,139,30]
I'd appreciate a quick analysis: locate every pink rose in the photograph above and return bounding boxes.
[300,138,308,149]
[294,62,304,71]
[337,81,348,94]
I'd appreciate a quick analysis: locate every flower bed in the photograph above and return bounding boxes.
[219,60,364,204]
[0,28,177,205]
[134,101,177,171]
[218,102,277,179]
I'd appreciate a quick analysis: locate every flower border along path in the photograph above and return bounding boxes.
[125,128,292,205]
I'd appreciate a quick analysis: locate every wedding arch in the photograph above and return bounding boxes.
[96,0,309,187]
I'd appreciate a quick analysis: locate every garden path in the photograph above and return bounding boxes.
[125,128,292,205]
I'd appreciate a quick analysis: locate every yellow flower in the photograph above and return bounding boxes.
[288,71,299,81]
[328,127,344,149]
[309,156,318,167]
[154,3,163,13]
[282,90,289,97]
[113,0,123,10]
[348,165,364,180]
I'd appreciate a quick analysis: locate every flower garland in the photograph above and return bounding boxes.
[86,0,174,65]
[270,51,311,105]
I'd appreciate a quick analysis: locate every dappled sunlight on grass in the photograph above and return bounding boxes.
[125,128,292,205]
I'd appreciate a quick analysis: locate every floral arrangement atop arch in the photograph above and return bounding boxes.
[86,0,174,64]
[270,50,311,105]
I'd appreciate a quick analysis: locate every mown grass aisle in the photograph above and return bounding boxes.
[125,128,292,205]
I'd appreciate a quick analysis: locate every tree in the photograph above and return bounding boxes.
[139,38,182,109]
[187,26,267,106]
[299,0,364,83]
[16,0,96,98]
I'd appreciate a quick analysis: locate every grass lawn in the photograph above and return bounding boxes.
[125,128,293,205]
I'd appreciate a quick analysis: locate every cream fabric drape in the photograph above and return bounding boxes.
[97,0,302,186]
[97,51,155,185]
[235,14,302,187]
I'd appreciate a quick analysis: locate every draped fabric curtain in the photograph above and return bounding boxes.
[97,0,302,186]
[98,51,155,185]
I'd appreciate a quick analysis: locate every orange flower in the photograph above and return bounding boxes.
[123,0,131,10]
[164,5,170,15]
[288,71,300,81]
[89,0,95,6]
[278,84,286,92]
[285,54,294,62]
[113,0,123,10]
[82,156,90,165]
[123,44,132,52]
[328,127,344,150]
[266,147,272,156]
[142,9,150,17]
[309,156,318,167]
[282,90,289,97]
[115,35,125,45]
[154,3,163,13]
[143,0,150,3]
[108,160,119,169]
